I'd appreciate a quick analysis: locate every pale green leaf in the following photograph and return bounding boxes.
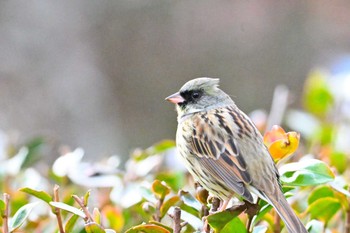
[50,201,86,218]
[9,202,38,232]
[279,159,334,186]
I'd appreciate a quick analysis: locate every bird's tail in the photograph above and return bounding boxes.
[264,190,308,233]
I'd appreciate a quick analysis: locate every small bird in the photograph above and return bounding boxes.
[166,78,307,233]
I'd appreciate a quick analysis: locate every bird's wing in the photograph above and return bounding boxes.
[188,107,255,202]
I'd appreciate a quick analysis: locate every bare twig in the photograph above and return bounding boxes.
[72,195,93,223]
[2,193,10,233]
[180,221,188,228]
[173,207,182,233]
[203,197,221,233]
[53,185,65,233]
[153,196,165,222]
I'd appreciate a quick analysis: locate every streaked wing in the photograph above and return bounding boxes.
[188,107,254,202]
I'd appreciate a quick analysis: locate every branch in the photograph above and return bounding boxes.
[72,195,93,223]
[153,196,165,222]
[173,207,182,233]
[53,185,65,233]
[2,193,10,233]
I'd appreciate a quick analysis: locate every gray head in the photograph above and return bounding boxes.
[166,77,234,118]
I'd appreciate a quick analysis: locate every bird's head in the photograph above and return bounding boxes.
[166,77,233,118]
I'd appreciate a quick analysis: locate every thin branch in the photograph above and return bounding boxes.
[2,193,10,233]
[72,195,93,223]
[53,185,65,233]
[153,195,165,222]
[173,207,182,233]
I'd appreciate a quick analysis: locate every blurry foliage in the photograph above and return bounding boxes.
[1,69,350,233]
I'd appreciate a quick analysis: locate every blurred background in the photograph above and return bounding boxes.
[1,0,350,161]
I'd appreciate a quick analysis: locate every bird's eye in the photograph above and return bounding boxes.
[191,91,201,99]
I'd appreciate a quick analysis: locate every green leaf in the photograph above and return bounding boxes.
[49,201,86,218]
[93,208,101,224]
[179,190,201,210]
[307,197,341,222]
[308,186,334,205]
[160,196,181,218]
[0,200,4,226]
[151,180,171,199]
[9,202,38,232]
[330,177,350,197]
[125,224,171,233]
[303,70,333,117]
[84,190,91,206]
[19,187,52,203]
[152,140,176,154]
[85,222,106,233]
[156,171,185,192]
[279,159,335,186]
[207,205,246,232]
[316,124,335,145]
[65,214,80,232]
[220,217,247,233]
[133,140,175,161]
[21,137,45,169]
[0,199,5,212]
[329,151,347,174]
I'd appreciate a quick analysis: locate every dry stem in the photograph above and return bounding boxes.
[2,193,10,233]
[72,195,93,223]
[53,185,65,233]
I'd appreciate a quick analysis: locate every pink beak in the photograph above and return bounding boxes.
[165,92,185,104]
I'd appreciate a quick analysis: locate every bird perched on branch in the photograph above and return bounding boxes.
[166,78,307,233]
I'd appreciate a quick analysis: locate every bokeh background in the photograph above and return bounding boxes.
[1,0,350,160]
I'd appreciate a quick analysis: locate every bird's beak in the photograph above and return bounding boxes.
[165,92,185,104]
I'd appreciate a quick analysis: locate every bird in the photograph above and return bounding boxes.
[165,78,308,233]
